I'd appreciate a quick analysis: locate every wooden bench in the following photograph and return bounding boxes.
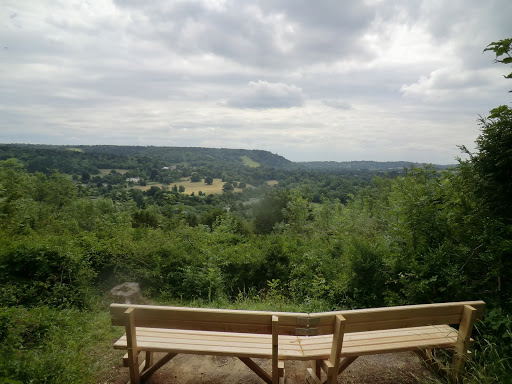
[110,300,485,384]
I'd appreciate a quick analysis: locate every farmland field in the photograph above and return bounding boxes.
[132,178,244,195]
[175,178,244,194]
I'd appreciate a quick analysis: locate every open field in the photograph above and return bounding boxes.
[266,180,279,186]
[175,178,244,195]
[132,178,244,195]
[99,168,129,175]
[241,156,260,168]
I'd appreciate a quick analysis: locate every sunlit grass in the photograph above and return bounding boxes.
[241,156,260,168]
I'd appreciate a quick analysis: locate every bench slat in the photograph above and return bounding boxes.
[113,324,460,361]
[115,333,301,353]
[311,301,484,332]
[111,304,303,330]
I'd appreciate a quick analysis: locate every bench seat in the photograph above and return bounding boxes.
[114,327,303,359]
[114,324,459,360]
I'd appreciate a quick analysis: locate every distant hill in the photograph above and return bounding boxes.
[75,145,293,169]
[0,143,453,172]
[0,144,292,170]
[297,160,454,172]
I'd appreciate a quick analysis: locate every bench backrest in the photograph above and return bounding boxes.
[110,303,309,335]
[310,300,486,335]
[110,300,485,337]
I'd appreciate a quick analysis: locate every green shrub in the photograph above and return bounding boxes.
[0,306,121,384]
[0,243,93,308]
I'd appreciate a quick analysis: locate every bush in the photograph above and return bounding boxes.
[0,306,121,384]
[0,242,93,308]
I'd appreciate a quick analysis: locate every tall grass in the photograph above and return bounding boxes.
[0,305,123,384]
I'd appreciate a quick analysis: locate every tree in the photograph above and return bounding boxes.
[190,172,201,182]
[222,181,234,192]
[462,38,512,223]
[204,176,214,185]
[455,37,512,307]
[470,106,512,220]
[484,38,512,89]
[81,171,90,183]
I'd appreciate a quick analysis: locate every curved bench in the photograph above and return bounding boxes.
[110,300,485,384]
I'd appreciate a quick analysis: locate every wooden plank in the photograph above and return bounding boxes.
[272,316,279,384]
[114,325,462,361]
[239,357,272,384]
[338,356,358,374]
[144,351,153,371]
[313,359,322,378]
[316,301,485,323]
[139,352,177,381]
[110,303,303,329]
[301,330,458,351]
[124,308,140,384]
[114,325,460,361]
[278,360,285,378]
[299,324,456,346]
[342,315,463,333]
[299,325,457,348]
[452,305,477,379]
[114,328,304,355]
[306,367,322,384]
[307,314,468,335]
[328,315,345,384]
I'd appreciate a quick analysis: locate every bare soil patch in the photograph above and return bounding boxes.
[111,352,435,383]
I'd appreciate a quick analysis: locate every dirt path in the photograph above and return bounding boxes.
[112,352,435,383]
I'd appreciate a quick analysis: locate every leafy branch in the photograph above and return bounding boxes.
[484,38,512,90]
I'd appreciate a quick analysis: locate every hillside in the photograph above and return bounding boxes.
[0,143,451,171]
[297,160,454,171]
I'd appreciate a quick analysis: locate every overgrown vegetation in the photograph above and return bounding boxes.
[0,39,511,383]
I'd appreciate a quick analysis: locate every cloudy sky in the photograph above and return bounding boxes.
[1,0,510,163]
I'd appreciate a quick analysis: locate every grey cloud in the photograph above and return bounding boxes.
[2,0,512,163]
[113,0,376,69]
[227,80,304,109]
[322,99,351,110]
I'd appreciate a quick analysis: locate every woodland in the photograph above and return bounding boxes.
[0,39,511,383]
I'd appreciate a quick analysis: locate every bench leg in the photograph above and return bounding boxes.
[415,349,448,375]
[143,351,153,371]
[239,357,273,384]
[314,359,322,379]
[307,356,358,384]
[126,348,140,384]
[140,352,177,382]
[451,305,477,381]
[337,356,358,375]
[306,367,322,384]
[278,360,285,384]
